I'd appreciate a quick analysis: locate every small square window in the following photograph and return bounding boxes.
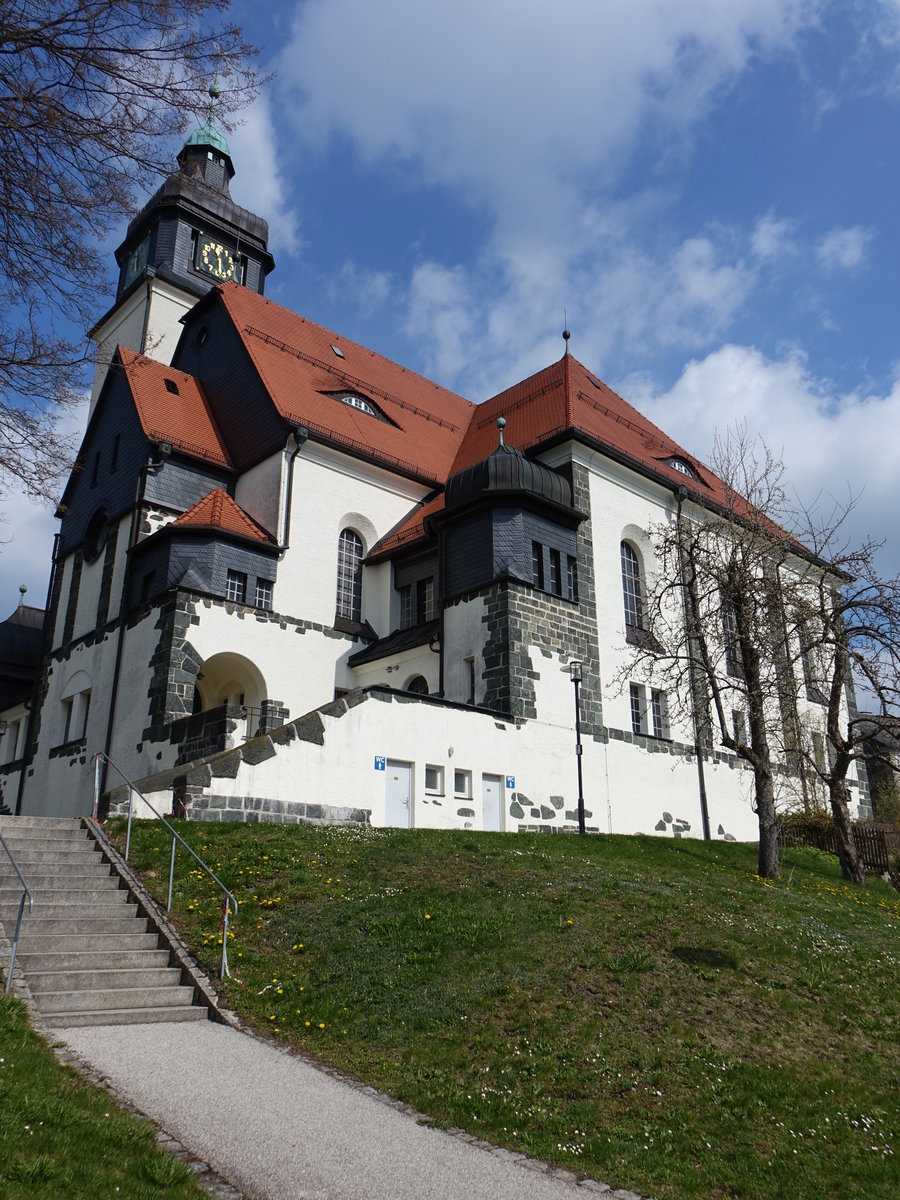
[226,570,247,604]
[425,764,444,794]
[255,578,273,611]
[454,769,472,798]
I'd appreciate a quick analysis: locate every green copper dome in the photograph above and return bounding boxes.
[183,118,231,158]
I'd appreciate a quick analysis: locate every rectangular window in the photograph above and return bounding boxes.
[80,691,91,740]
[110,435,120,474]
[90,450,100,488]
[425,764,444,794]
[566,555,578,601]
[549,549,562,596]
[650,689,668,739]
[722,596,744,678]
[531,541,544,589]
[630,683,647,736]
[62,697,74,744]
[454,769,473,798]
[255,578,273,611]
[732,709,747,746]
[226,570,247,604]
[417,576,435,623]
[466,656,476,705]
[3,719,21,764]
[140,571,154,603]
[399,586,412,629]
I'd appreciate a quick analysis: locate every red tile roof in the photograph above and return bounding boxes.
[370,493,446,559]
[120,347,231,467]
[170,487,275,544]
[215,284,475,484]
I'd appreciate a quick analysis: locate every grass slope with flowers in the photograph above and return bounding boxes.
[111,819,899,1200]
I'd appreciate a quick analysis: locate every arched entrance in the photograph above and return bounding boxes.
[194,652,267,733]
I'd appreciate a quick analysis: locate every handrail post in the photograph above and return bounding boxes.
[167,835,176,912]
[5,894,26,996]
[125,786,134,862]
[92,754,101,822]
[221,898,230,979]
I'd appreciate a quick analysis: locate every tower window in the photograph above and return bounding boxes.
[110,435,120,474]
[566,555,578,601]
[255,579,273,611]
[90,451,100,488]
[549,549,562,596]
[531,541,544,589]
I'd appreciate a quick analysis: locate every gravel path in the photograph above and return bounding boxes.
[52,1020,642,1200]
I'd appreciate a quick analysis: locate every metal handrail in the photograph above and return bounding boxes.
[92,752,237,978]
[0,828,34,996]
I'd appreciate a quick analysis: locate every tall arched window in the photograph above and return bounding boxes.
[336,528,364,622]
[620,541,643,632]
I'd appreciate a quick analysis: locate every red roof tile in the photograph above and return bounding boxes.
[120,347,231,467]
[370,493,447,559]
[171,487,275,544]
[215,284,475,484]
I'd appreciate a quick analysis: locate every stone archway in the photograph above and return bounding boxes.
[194,652,267,713]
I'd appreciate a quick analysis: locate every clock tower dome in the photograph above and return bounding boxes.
[88,86,275,411]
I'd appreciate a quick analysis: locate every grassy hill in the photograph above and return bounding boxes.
[115,821,900,1200]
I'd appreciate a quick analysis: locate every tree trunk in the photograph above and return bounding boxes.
[755,766,780,878]
[828,778,866,884]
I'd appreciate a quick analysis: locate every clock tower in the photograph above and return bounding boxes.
[88,87,275,411]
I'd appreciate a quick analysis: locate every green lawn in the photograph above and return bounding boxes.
[113,820,900,1200]
[0,996,210,1200]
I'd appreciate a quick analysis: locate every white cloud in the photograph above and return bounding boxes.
[624,344,900,576]
[752,213,797,262]
[405,262,475,384]
[228,92,301,257]
[816,225,873,272]
[327,261,393,316]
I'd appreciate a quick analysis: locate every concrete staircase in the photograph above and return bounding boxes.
[0,816,207,1026]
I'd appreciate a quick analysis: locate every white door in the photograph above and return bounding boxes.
[385,760,413,828]
[482,773,504,832]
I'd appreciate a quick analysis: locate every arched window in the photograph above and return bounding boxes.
[335,528,364,622]
[406,675,428,695]
[620,541,643,631]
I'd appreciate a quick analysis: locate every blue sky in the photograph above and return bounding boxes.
[3,0,900,617]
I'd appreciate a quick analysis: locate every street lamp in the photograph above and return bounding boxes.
[569,660,586,835]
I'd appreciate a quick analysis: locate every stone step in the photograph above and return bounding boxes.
[0,862,114,882]
[33,983,197,1014]
[10,931,161,954]
[11,915,152,937]
[0,817,83,831]
[0,824,91,842]
[15,948,172,973]
[28,966,185,994]
[1,899,133,921]
[0,847,105,864]
[49,1004,208,1028]
[0,883,124,905]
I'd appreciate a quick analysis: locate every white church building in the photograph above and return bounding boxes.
[0,114,868,839]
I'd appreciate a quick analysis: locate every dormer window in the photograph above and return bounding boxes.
[662,456,699,480]
[328,390,395,425]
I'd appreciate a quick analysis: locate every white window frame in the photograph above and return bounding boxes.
[425,764,444,795]
[454,769,473,799]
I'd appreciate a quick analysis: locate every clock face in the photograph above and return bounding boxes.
[198,237,236,281]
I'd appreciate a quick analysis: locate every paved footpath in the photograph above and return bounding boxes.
[52,1020,647,1200]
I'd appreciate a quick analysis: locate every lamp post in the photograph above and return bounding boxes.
[569,660,586,835]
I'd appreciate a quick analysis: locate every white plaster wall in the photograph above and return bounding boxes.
[443,597,488,704]
[183,694,764,841]
[361,561,392,641]
[235,451,283,541]
[106,513,133,624]
[91,280,193,410]
[349,644,438,693]
[276,445,427,630]
[73,551,104,641]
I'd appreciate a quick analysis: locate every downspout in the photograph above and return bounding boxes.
[675,484,711,841]
[14,533,61,815]
[99,444,167,801]
[279,425,308,554]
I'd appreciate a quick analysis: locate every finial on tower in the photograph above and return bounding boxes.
[497,416,506,447]
[563,308,571,356]
[18,584,26,608]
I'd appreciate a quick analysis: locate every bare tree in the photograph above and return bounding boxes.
[782,504,900,884]
[627,431,793,878]
[0,0,261,500]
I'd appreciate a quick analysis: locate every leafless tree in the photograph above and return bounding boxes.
[628,429,897,883]
[781,502,900,884]
[0,0,260,500]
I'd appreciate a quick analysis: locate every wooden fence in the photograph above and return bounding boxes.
[779,820,900,874]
